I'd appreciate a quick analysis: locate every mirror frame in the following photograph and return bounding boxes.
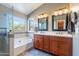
[52,14,68,31]
[38,17,48,31]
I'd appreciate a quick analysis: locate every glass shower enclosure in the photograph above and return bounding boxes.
[0,4,13,56]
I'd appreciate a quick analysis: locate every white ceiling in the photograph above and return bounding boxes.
[1,3,43,15]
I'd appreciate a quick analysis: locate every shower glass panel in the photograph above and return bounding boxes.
[0,4,13,56]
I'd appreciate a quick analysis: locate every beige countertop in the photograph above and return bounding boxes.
[34,31,73,38]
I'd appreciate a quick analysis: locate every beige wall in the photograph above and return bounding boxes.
[27,3,70,32]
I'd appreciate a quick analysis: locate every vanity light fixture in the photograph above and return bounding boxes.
[37,15,41,18]
[54,11,58,16]
[53,8,68,16]
[58,10,63,15]
[38,13,48,18]
[63,9,68,14]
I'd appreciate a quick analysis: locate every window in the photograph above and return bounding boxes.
[13,16,26,33]
[28,18,34,32]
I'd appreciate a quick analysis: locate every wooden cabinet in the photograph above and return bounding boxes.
[49,36,72,56]
[58,37,72,56]
[43,35,50,52]
[34,34,72,56]
[34,35,43,50]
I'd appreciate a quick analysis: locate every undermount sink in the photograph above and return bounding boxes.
[56,32,63,34]
[40,31,46,33]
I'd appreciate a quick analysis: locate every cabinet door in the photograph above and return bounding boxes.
[50,36,58,55]
[34,35,39,48]
[38,38,43,50]
[58,37,72,56]
[34,35,43,50]
[43,35,49,52]
[38,35,43,49]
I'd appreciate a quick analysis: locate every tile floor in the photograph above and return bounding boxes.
[25,48,52,56]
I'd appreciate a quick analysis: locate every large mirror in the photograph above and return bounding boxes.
[52,14,68,31]
[38,17,48,31]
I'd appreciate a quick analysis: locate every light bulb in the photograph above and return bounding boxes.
[54,11,58,16]
[44,14,47,17]
[41,15,43,18]
[38,15,41,18]
[63,9,68,14]
[58,10,62,15]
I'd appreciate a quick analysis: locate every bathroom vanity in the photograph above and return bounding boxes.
[34,32,72,56]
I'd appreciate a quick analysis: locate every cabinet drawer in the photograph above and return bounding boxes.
[34,35,43,39]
